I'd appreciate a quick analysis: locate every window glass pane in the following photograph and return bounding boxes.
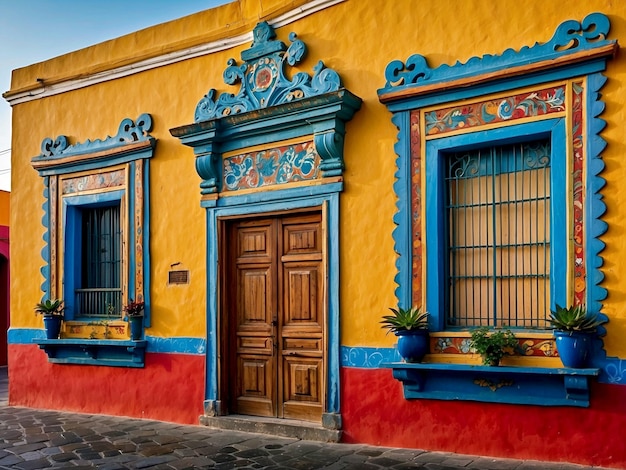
[446,140,551,328]
[77,204,122,317]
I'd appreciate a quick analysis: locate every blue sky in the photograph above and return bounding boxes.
[0,0,231,191]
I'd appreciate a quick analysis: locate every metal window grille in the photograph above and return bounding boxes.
[445,140,551,328]
[76,205,122,317]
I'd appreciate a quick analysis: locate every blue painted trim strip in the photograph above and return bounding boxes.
[585,73,609,320]
[341,346,401,367]
[8,328,206,355]
[391,112,412,311]
[326,193,340,413]
[39,177,51,300]
[202,182,343,209]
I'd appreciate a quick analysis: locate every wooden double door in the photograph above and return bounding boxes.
[222,211,325,422]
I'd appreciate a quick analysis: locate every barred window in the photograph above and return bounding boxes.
[445,140,551,328]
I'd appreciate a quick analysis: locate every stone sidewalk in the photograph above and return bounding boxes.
[0,405,612,470]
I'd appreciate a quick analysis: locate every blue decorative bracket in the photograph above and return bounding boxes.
[36,339,147,368]
[385,363,599,407]
[171,22,361,197]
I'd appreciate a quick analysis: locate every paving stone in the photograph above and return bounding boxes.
[132,455,178,468]
[96,463,130,470]
[0,454,24,466]
[19,451,47,461]
[167,456,216,469]
[11,443,48,454]
[49,452,77,462]
[12,457,52,469]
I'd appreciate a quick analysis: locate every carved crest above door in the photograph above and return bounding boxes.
[170,21,361,203]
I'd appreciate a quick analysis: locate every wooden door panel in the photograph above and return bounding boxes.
[237,266,273,330]
[283,357,323,421]
[237,225,272,259]
[283,264,322,326]
[283,221,321,257]
[279,214,324,421]
[237,355,275,416]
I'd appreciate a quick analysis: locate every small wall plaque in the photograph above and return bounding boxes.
[168,270,189,285]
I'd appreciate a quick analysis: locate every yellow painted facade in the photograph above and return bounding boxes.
[7,0,626,353]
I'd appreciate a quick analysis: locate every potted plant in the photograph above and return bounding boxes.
[123,299,145,340]
[470,326,518,366]
[381,306,430,362]
[549,304,607,368]
[34,299,64,339]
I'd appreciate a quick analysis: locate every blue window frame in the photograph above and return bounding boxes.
[78,203,122,317]
[426,121,567,331]
[63,190,125,320]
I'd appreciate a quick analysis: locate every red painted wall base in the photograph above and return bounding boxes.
[8,345,205,425]
[341,367,626,469]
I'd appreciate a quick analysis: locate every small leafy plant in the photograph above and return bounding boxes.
[123,300,145,317]
[549,304,606,334]
[381,307,429,334]
[470,326,518,366]
[34,299,64,317]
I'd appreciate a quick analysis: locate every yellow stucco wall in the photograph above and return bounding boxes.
[0,191,8,227]
[7,0,626,354]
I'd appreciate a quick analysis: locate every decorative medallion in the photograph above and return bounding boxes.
[194,21,342,121]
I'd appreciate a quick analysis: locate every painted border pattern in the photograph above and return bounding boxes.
[410,110,422,306]
[432,336,557,357]
[424,86,566,137]
[572,82,586,304]
[223,141,320,191]
[61,170,125,195]
[135,160,144,301]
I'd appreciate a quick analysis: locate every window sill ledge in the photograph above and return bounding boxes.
[383,362,599,407]
[35,339,147,368]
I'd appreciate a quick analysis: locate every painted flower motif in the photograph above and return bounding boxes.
[459,338,472,354]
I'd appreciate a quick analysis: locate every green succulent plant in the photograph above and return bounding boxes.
[549,304,606,333]
[34,299,64,317]
[380,307,429,334]
[470,326,518,366]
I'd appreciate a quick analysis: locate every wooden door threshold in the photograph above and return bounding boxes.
[199,414,342,443]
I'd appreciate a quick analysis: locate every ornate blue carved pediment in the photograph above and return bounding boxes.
[32,114,155,176]
[195,21,342,122]
[379,12,617,98]
[172,22,361,201]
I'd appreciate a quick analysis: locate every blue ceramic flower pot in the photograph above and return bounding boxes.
[129,315,144,340]
[396,329,429,363]
[43,316,62,339]
[554,330,593,368]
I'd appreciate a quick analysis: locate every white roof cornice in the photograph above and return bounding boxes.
[5,0,344,106]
